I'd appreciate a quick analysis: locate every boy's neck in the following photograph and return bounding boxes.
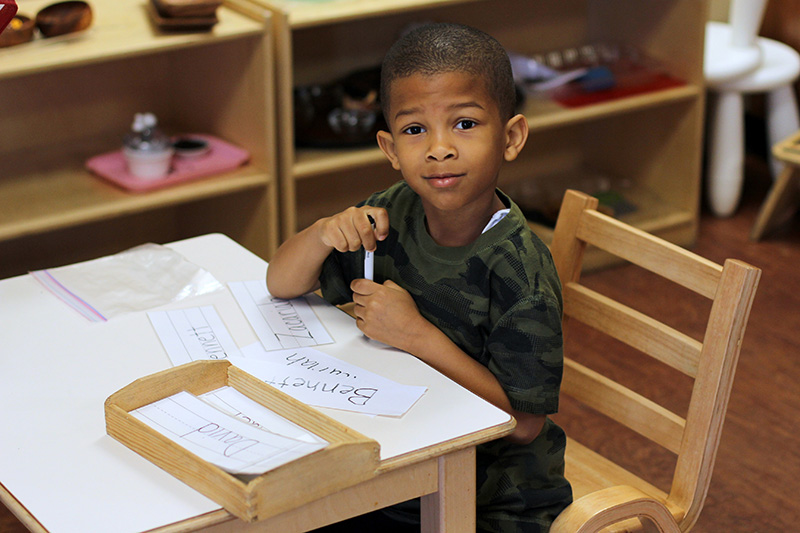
[423,191,507,247]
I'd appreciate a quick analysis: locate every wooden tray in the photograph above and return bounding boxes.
[105,360,380,522]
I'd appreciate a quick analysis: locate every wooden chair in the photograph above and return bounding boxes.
[548,190,761,532]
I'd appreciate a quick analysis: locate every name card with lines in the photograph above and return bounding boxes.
[131,390,327,475]
[233,346,427,417]
[229,280,333,351]
[148,306,240,366]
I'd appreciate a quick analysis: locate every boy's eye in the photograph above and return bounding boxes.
[403,125,425,135]
[456,119,477,130]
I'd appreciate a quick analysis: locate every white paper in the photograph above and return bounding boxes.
[229,280,333,350]
[231,346,427,417]
[148,306,240,365]
[131,391,327,475]
[199,386,326,444]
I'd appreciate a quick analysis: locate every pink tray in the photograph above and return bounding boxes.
[86,135,250,192]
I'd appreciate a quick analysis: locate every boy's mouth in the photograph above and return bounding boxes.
[424,173,463,187]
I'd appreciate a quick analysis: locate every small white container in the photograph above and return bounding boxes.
[123,146,174,179]
[123,112,173,180]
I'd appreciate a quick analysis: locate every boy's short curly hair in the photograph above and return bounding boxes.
[380,23,517,122]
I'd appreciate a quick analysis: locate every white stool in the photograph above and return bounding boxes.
[705,17,800,217]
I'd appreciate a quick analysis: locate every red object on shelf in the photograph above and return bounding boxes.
[551,71,686,108]
[0,1,18,32]
[86,135,250,192]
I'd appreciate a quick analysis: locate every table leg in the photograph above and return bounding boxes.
[420,446,476,533]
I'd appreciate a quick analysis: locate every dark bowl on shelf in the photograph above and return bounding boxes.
[35,1,93,38]
[0,14,35,47]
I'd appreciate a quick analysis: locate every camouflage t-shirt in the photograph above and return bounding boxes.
[319,181,572,532]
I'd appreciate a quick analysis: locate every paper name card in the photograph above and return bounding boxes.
[229,280,333,350]
[131,390,327,475]
[233,346,427,417]
[199,386,326,445]
[148,306,240,365]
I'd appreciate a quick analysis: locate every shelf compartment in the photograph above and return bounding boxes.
[0,0,278,270]
[0,0,266,80]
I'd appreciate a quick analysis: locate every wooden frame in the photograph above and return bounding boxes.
[549,190,760,532]
[105,360,380,523]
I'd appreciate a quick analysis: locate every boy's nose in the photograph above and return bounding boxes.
[426,133,456,161]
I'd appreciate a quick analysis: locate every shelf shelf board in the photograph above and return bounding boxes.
[524,85,701,131]
[0,0,266,80]
[292,84,701,179]
[294,145,389,179]
[0,165,272,242]
[250,0,484,28]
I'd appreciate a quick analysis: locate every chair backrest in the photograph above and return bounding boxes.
[550,190,760,530]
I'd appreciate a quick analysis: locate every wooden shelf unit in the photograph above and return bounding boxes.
[232,0,707,265]
[0,0,278,278]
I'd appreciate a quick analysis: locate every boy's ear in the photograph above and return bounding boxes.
[503,114,529,162]
[377,130,402,170]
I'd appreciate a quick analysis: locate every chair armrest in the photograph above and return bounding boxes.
[550,485,681,533]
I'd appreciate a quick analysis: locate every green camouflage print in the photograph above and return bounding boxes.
[319,181,572,532]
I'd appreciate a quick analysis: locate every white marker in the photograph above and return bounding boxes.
[364,215,375,281]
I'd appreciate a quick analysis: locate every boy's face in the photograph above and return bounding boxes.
[377,72,527,217]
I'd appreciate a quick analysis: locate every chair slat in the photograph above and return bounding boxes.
[564,283,701,377]
[576,210,723,299]
[561,358,686,454]
[669,259,761,525]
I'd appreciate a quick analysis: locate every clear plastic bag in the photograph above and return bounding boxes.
[31,243,223,321]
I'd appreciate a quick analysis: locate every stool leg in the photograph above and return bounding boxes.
[707,90,745,217]
[766,84,800,179]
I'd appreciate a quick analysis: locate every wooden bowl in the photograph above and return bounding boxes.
[35,1,92,38]
[0,14,35,47]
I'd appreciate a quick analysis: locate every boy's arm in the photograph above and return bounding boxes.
[266,206,389,299]
[266,220,332,299]
[351,278,545,444]
[410,318,546,444]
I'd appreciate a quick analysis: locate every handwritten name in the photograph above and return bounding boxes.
[188,423,259,457]
[186,325,227,359]
[264,375,377,406]
[283,351,356,379]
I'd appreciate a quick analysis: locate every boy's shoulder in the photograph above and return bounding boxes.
[485,191,552,260]
[480,192,562,299]
[361,180,414,208]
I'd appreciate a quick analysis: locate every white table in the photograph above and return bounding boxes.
[0,234,514,532]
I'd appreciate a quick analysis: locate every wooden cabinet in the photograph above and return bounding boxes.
[0,0,278,278]
[233,0,707,268]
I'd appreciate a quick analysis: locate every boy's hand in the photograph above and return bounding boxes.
[319,207,388,253]
[350,279,429,352]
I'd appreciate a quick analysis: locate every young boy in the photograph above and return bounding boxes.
[267,23,572,532]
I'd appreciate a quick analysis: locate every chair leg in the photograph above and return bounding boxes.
[707,90,745,217]
[766,84,800,179]
[750,166,800,240]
